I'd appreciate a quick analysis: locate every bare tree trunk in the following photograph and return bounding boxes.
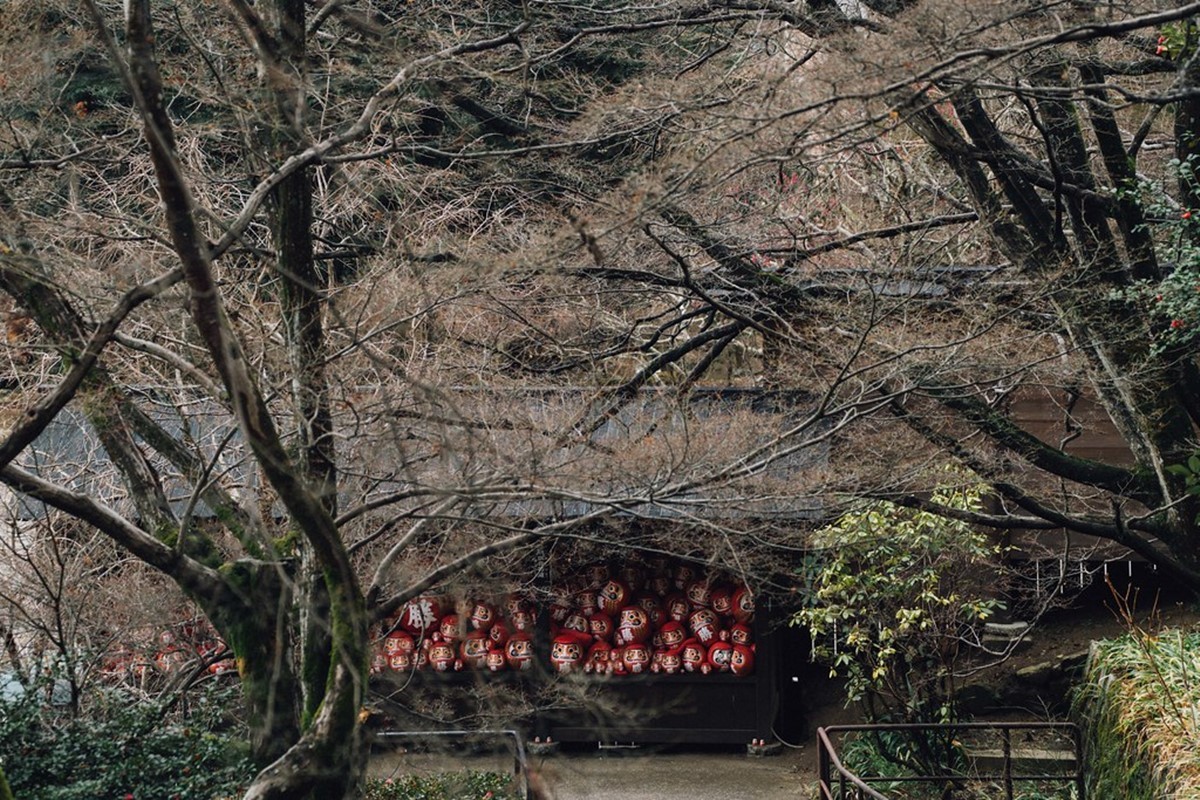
[258,0,341,735]
[0,621,25,686]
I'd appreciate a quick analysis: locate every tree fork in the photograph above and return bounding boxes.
[121,1,370,795]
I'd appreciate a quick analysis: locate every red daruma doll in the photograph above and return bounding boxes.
[429,641,459,672]
[609,645,626,676]
[597,578,630,616]
[438,614,463,645]
[732,585,755,624]
[388,649,413,673]
[460,631,491,669]
[585,640,613,674]
[658,648,683,674]
[666,593,690,623]
[485,647,507,673]
[488,620,510,649]
[589,612,615,643]
[469,600,497,632]
[562,611,589,638]
[506,632,534,671]
[686,579,713,609]
[576,589,599,618]
[729,623,754,648]
[707,641,734,673]
[384,629,414,656]
[622,642,651,674]
[400,596,442,636]
[681,638,707,673]
[688,607,721,645]
[636,593,665,627]
[551,634,585,673]
[509,608,536,633]
[659,620,686,650]
[730,643,755,677]
[674,563,698,591]
[710,584,735,618]
[616,606,650,645]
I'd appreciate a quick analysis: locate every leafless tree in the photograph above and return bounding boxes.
[0,2,860,797]
[559,1,1200,589]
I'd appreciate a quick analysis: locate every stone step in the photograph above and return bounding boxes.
[966,748,1077,773]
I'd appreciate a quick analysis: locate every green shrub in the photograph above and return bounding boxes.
[0,680,254,800]
[792,479,1003,724]
[360,771,520,800]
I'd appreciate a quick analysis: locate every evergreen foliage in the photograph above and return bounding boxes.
[794,480,1003,721]
[0,681,253,800]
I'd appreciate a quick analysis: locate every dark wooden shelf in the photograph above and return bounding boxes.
[370,630,779,746]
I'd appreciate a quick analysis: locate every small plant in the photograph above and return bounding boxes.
[838,731,921,796]
[793,477,1003,786]
[360,771,519,800]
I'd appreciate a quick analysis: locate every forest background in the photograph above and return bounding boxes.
[2,1,1200,798]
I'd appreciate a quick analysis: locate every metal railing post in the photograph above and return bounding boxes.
[818,731,831,799]
[1002,726,1013,800]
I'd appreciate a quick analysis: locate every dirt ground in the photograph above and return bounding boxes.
[971,583,1200,690]
[367,591,1200,799]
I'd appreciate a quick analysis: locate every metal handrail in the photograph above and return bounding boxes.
[816,722,1084,800]
[816,726,890,800]
[374,728,532,800]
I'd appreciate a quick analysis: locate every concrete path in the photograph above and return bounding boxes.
[370,742,820,799]
[531,746,817,800]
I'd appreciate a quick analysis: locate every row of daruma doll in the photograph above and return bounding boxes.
[372,561,756,677]
[101,620,236,682]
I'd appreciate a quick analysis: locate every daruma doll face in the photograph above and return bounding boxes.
[551,637,584,672]
[506,635,533,670]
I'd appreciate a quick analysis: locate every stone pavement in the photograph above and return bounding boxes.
[369,741,820,800]
[530,745,817,800]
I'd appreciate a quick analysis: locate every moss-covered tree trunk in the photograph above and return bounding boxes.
[207,562,302,766]
[259,0,344,742]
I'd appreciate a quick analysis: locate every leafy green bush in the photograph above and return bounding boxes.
[360,771,519,800]
[792,480,1003,723]
[1113,151,1200,352]
[0,680,253,800]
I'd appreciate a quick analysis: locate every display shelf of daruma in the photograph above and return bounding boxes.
[369,556,778,745]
